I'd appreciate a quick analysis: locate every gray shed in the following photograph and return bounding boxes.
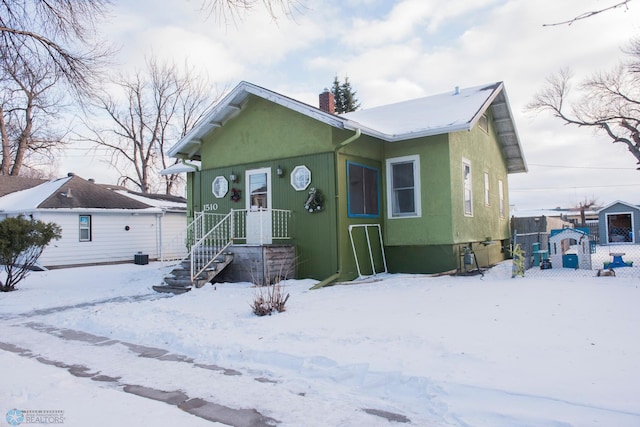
[597,201,640,244]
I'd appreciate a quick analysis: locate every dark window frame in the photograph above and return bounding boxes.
[79,214,92,242]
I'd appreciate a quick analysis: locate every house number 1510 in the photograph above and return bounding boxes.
[203,203,218,211]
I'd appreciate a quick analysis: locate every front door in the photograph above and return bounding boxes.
[246,168,272,244]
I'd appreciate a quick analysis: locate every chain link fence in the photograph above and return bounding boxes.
[513,227,640,278]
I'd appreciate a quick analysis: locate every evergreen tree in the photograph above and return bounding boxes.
[0,216,61,292]
[330,75,360,114]
[340,76,361,113]
[331,75,342,112]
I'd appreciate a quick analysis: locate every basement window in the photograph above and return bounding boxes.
[348,161,379,218]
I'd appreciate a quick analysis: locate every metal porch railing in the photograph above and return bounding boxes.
[162,209,292,284]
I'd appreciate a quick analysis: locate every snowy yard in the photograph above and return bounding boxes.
[0,261,639,426]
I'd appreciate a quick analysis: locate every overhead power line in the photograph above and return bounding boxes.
[528,163,637,170]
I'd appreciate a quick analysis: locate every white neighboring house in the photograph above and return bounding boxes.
[0,174,187,268]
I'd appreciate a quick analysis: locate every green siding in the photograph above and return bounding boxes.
[382,135,453,246]
[191,153,339,281]
[386,245,457,274]
[335,133,385,281]
[186,96,512,279]
[448,112,510,245]
[200,96,334,169]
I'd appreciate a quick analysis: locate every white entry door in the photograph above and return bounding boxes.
[246,168,272,244]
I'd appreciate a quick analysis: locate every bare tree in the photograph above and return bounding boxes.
[0,49,67,176]
[528,38,640,168]
[0,0,112,99]
[573,197,599,226]
[199,0,304,21]
[543,0,632,26]
[83,57,218,194]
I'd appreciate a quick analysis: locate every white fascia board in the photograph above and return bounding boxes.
[0,207,164,215]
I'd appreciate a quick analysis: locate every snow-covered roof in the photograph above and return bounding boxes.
[511,208,599,219]
[168,80,527,174]
[0,175,183,214]
[0,176,71,211]
[113,190,186,210]
[342,83,496,138]
[597,200,640,213]
[160,160,201,175]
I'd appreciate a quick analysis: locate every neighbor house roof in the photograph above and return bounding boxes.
[0,175,172,213]
[0,176,47,197]
[168,80,527,173]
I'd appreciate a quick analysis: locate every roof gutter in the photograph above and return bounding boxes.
[182,159,200,171]
[311,127,362,290]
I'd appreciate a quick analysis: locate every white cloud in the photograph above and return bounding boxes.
[74,0,640,208]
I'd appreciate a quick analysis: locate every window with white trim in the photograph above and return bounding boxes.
[463,160,473,216]
[498,179,505,218]
[212,176,229,198]
[290,165,311,191]
[79,215,91,242]
[386,155,421,218]
[484,171,490,206]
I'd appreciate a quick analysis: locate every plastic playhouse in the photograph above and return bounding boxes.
[548,228,592,270]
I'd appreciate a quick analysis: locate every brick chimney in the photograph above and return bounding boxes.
[319,88,335,114]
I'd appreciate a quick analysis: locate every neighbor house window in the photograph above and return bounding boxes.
[463,160,473,216]
[348,161,379,217]
[498,179,505,218]
[484,171,490,206]
[79,215,91,242]
[386,155,421,218]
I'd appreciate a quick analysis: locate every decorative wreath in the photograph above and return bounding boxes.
[304,188,324,213]
[230,188,242,202]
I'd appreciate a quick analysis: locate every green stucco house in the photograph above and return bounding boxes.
[166,81,527,286]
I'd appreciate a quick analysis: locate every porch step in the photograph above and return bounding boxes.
[154,253,234,294]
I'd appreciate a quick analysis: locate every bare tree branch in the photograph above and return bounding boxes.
[0,45,67,176]
[528,40,640,168]
[0,0,113,99]
[198,0,305,23]
[543,0,631,26]
[81,57,219,194]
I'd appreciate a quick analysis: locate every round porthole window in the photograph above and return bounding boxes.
[290,165,311,191]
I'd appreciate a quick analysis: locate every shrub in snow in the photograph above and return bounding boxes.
[251,283,290,316]
[0,216,61,292]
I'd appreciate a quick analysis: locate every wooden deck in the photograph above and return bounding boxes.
[217,244,296,285]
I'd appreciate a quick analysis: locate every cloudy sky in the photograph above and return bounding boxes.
[61,0,640,211]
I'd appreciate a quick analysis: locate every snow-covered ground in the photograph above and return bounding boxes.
[0,262,639,427]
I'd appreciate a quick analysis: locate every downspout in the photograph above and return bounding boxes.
[311,127,362,290]
[156,210,163,262]
[181,159,200,171]
[181,159,199,222]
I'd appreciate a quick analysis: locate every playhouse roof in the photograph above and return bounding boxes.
[168,81,527,173]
